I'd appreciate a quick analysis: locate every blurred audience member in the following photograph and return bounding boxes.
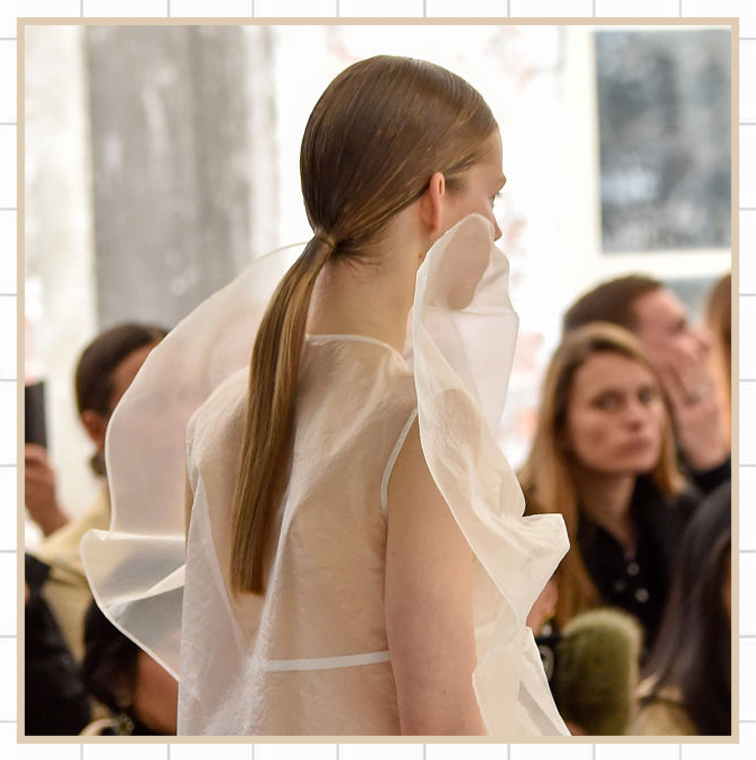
[563,275,729,492]
[630,480,731,736]
[81,602,178,735]
[25,554,91,736]
[705,272,731,441]
[553,609,642,736]
[27,323,167,663]
[527,576,643,736]
[519,323,694,648]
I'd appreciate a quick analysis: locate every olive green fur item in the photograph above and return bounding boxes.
[553,608,643,736]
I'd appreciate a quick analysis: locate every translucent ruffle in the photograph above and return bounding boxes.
[80,244,300,678]
[81,213,569,735]
[413,214,568,734]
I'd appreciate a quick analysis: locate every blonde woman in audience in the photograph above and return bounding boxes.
[520,323,694,649]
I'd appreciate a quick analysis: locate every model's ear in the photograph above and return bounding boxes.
[80,410,108,453]
[418,171,446,236]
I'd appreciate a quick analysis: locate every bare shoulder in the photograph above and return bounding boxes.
[386,417,468,552]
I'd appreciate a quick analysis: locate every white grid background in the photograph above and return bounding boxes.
[1,0,753,756]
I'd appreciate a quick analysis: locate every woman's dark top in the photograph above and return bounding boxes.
[25,554,91,735]
[578,476,700,649]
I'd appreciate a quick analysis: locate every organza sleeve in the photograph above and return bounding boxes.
[80,244,302,678]
[81,215,568,737]
[412,213,570,735]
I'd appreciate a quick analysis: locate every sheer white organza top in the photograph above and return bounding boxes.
[81,214,569,736]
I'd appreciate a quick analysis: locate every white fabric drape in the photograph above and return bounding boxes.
[81,213,569,736]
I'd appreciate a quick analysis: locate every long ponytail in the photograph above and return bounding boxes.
[229,55,497,594]
[229,237,332,593]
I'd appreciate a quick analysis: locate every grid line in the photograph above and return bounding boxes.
[588,10,596,737]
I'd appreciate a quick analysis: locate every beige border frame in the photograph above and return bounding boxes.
[16,15,740,746]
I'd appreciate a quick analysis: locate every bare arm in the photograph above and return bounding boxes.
[385,419,486,736]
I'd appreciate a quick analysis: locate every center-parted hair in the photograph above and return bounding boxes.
[518,323,684,627]
[230,55,498,594]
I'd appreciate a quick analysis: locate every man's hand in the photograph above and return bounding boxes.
[658,356,729,472]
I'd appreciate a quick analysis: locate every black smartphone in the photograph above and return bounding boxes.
[25,381,47,450]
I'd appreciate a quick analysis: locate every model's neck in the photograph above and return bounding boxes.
[573,467,638,553]
[307,216,425,354]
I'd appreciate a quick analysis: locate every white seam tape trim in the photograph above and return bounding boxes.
[380,408,419,517]
[260,649,391,672]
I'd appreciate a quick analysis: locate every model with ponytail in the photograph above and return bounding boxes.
[84,55,569,737]
[230,56,500,597]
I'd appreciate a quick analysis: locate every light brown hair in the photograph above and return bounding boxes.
[518,323,685,627]
[705,272,732,440]
[230,56,498,594]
